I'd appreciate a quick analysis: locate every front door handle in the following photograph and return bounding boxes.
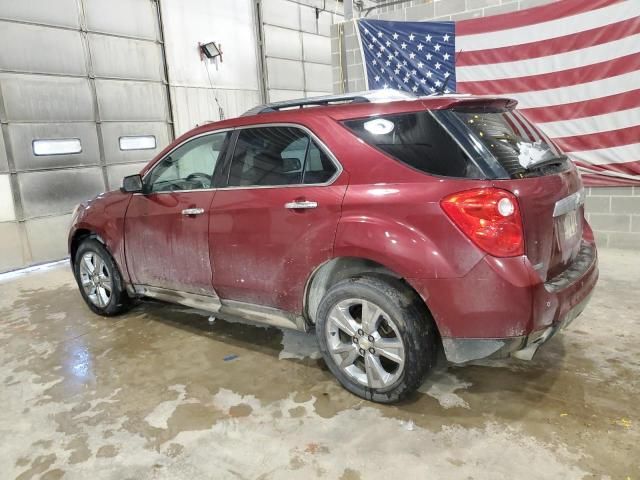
[284,200,318,210]
[181,208,205,216]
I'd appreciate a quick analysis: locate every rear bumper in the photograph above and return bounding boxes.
[410,240,598,364]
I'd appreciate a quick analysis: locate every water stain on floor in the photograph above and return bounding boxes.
[0,249,639,479]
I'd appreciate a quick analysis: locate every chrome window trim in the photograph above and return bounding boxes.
[219,122,343,191]
[139,128,234,194]
[136,123,343,195]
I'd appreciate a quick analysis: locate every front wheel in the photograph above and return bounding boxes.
[74,238,132,316]
[316,275,438,403]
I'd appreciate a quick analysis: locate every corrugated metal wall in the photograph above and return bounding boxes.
[0,0,172,271]
[260,0,343,102]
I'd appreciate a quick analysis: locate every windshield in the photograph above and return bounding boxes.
[443,109,569,178]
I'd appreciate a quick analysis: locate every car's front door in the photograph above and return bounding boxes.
[124,131,230,295]
[209,125,347,313]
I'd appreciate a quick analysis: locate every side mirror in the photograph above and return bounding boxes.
[282,157,302,173]
[121,174,143,193]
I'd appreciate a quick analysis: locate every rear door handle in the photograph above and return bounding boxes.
[181,208,205,216]
[284,201,318,210]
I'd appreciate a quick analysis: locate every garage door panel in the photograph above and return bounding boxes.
[268,89,304,102]
[303,33,331,65]
[89,34,164,81]
[0,74,94,122]
[0,222,24,271]
[262,0,299,30]
[95,79,168,122]
[0,174,16,222]
[101,122,169,164]
[264,25,302,61]
[0,22,86,76]
[25,214,72,263]
[18,167,105,219]
[106,162,147,191]
[9,123,100,171]
[84,0,157,40]
[304,63,332,92]
[266,58,304,91]
[0,0,79,28]
[0,133,7,173]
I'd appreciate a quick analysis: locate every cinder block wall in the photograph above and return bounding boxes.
[331,0,639,250]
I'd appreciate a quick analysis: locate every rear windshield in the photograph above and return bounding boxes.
[343,109,570,180]
[343,111,484,178]
[441,109,570,178]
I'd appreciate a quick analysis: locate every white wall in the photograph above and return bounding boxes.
[160,0,262,134]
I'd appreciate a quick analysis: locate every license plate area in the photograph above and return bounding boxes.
[558,210,579,242]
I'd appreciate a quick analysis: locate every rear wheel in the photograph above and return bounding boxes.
[316,275,437,403]
[74,238,132,316]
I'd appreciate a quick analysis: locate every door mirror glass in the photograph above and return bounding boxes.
[281,157,301,173]
[122,174,143,193]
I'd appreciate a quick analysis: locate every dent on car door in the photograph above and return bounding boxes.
[209,125,347,313]
[124,131,231,295]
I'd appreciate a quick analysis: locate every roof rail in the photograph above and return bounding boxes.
[242,89,416,116]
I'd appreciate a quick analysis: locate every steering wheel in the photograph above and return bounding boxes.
[185,172,212,187]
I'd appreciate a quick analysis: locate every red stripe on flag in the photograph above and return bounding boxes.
[518,89,640,123]
[554,125,640,152]
[456,0,619,36]
[581,173,640,186]
[575,159,640,176]
[457,17,640,67]
[457,52,640,95]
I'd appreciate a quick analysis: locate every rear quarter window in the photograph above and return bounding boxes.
[343,111,483,179]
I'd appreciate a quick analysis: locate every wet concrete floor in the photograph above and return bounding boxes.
[0,249,638,479]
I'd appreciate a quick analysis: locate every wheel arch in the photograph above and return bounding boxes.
[304,256,440,336]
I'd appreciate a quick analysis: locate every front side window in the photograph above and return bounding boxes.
[146,132,229,193]
[227,126,337,187]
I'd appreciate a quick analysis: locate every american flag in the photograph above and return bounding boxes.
[356,0,640,186]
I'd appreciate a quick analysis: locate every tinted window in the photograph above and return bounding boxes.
[344,112,482,178]
[147,132,229,193]
[227,127,336,187]
[446,110,569,178]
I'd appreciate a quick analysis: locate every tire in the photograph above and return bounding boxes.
[316,275,438,403]
[73,238,132,316]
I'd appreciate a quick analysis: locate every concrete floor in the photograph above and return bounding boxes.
[0,250,638,479]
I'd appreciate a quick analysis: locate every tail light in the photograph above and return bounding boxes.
[441,188,524,257]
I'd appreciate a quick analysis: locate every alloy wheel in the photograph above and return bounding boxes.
[78,251,112,308]
[325,298,405,389]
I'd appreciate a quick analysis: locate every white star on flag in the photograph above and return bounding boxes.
[417,44,423,51]
[434,44,441,52]
[443,33,450,42]
[425,34,432,42]
[392,32,399,40]
[409,33,415,41]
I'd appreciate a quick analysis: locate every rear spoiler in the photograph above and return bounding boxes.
[448,97,518,112]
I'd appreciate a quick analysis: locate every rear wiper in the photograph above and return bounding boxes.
[525,155,567,171]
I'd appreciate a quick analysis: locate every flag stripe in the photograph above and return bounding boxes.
[502,70,639,109]
[537,107,640,138]
[566,142,640,166]
[457,33,640,83]
[458,51,640,95]
[457,16,640,67]
[520,89,640,123]
[456,1,638,52]
[457,0,618,36]
[554,125,640,152]
[576,160,640,177]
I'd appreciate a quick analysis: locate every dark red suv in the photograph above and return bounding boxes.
[69,90,598,403]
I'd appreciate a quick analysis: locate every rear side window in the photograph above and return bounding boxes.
[227,126,337,187]
[343,111,483,178]
[442,109,570,178]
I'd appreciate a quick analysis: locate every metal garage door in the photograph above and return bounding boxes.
[0,0,173,271]
[258,0,342,102]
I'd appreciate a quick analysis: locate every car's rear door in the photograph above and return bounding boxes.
[124,131,230,295]
[209,124,347,313]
